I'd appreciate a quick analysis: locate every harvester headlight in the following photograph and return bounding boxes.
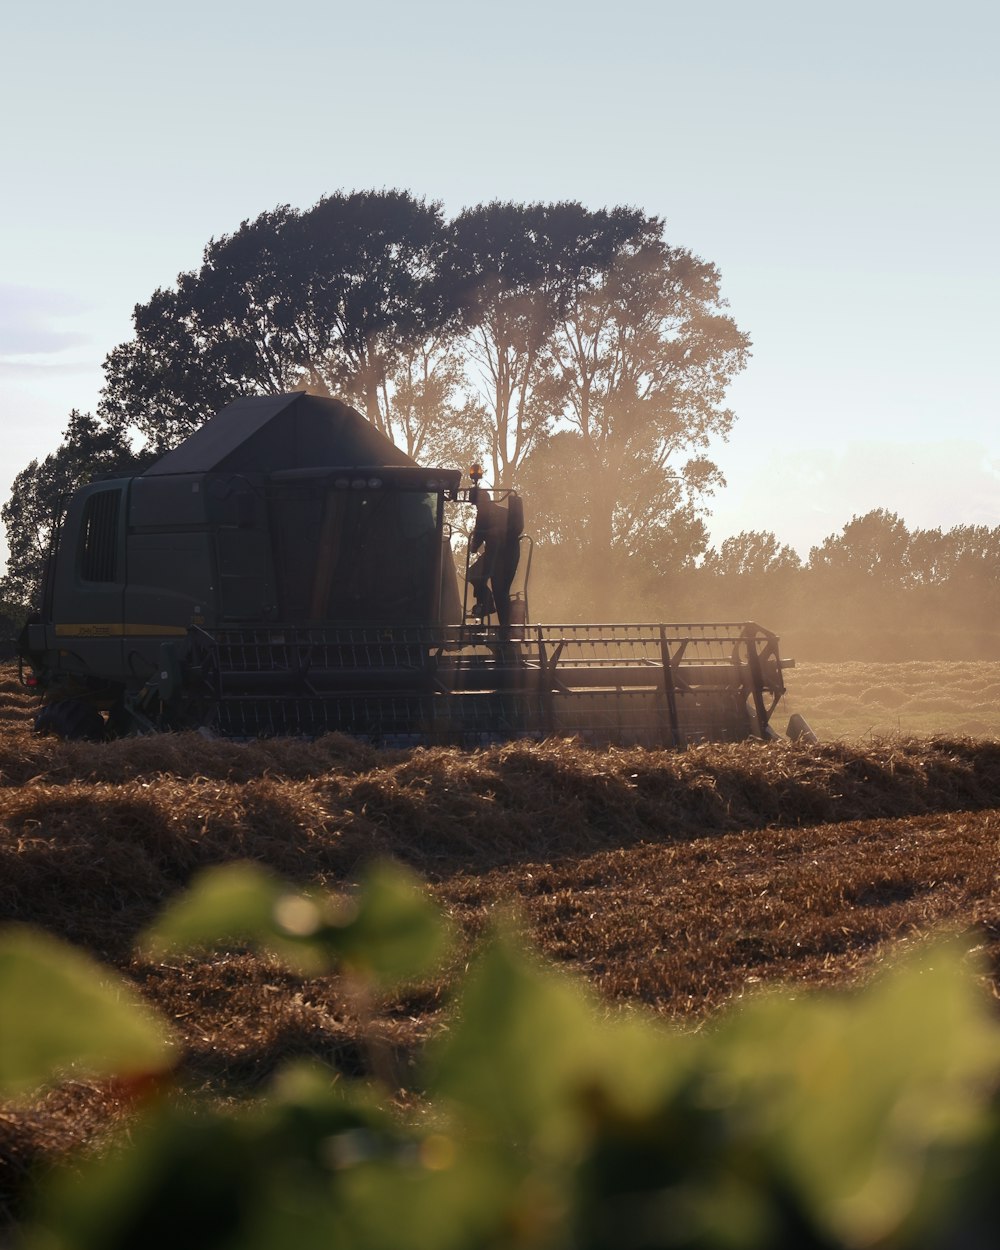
[367,477,383,489]
[334,477,350,489]
[351,478,366,490]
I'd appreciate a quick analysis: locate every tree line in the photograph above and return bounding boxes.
[541,508,1000,661]
[2,190,750,612]
[708,509,1000,586]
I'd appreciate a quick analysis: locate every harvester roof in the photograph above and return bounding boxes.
[143,392,417,477]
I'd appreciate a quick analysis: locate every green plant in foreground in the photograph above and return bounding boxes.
[2,862,1000,1249]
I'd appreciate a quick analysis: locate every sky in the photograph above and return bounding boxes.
[1,0,997,569]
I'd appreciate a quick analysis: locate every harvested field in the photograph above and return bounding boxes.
[2,661,1000,1226]
[789,660,1000,740]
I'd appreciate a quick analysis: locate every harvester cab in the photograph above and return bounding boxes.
[19,392,803,747]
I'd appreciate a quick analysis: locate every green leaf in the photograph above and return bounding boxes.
[141,861,450,987]
[140,862,288,959]
[429,926,682,1155]
[23,1063,518,1250]
[0,925,174,1096]
[323,1144,522,1250]
[705,938,1000,1245]
[328,862,451,989]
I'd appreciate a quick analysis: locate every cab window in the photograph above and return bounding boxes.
[78,490,121,583]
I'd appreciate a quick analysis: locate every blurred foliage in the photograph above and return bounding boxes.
[142,860,451,988]
[6,863,1000,1249]
[0,925,174,1097]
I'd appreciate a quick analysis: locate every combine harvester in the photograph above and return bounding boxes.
[19,393,808,747]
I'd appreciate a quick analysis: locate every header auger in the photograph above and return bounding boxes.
[18,392,806,747]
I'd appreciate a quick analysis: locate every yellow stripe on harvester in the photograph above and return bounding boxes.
[54,624,190,638]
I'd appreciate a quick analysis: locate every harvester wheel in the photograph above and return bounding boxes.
[34,698,106,741]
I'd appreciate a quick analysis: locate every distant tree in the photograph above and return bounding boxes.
[627,508,713,578]
[101,191,456,455]
[808,510,913,583]
[703,531,802,577]
[907,524,1000,586]
[0,412,148,610]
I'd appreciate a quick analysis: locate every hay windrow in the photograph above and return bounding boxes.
[2,736,999,961]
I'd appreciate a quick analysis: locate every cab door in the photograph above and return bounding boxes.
[49,481,127,684]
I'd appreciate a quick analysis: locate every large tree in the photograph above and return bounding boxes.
[381,340,481,465]
[7,192,755,604]
[546,222,750,565]
[442,201,651,488]
[101,191,457,454]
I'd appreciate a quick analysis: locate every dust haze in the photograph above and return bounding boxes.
[522,517,1000,663]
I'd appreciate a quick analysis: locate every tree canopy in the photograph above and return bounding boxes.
[808,509,914,583]
[101,191,455,453]
[547,225,748,563]
[703,530,802,578]
[98,193,748,530]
